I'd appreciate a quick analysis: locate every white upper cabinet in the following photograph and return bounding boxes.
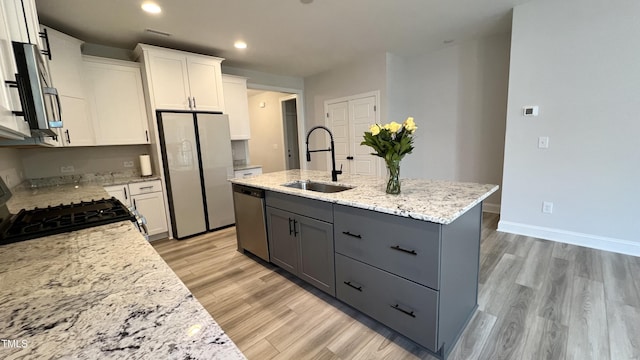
[134,44,225,112]
[83,56,150,145]
[186,56,224,111]
[144,50,191,110]
[44,26,94,147]
[222,75,251,140]
[0,1,31,139]
[4,0,41,45]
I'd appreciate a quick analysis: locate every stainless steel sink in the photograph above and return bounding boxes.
[282,180,352,193]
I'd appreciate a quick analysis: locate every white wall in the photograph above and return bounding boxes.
[0,148,24,189]
[386,53,409,125]
[19,145,152,179]
[303,53,388,170]
[247,91,289,173]
[222,66,303,91]
[499,0,640,255]
[402,33,510,207]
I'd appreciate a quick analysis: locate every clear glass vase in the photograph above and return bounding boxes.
[385,159,401,194]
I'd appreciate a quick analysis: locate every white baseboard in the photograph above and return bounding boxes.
[482,203,501,214]
[497,221,640,257]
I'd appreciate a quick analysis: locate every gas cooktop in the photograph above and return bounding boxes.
[0,198,135,245]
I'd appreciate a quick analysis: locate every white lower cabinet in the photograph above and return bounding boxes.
[234,167,262,179]
[104,184,131,206]
[131,192,168,236]
[104,180,168,238]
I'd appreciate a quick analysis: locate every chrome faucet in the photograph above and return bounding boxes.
[305,125,342,181]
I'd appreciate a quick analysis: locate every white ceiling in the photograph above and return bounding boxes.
[35,0,534,78]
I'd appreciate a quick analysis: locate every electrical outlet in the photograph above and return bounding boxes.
[542,201,553,214]
[538,136,549,149]
[123,161,134,168]
[60,166,75,173]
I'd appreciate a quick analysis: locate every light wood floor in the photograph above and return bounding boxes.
[152,213,640,360]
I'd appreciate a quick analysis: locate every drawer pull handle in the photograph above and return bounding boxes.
[342,231,362,239]
[139,186,154,190]
[391,304,416,318]
[390,245,417,255]
[343,281,362,292]
[288,218,294,235]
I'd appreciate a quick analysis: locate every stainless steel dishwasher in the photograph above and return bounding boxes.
[232,184,269,262]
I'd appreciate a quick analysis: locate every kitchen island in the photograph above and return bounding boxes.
[0,184,245,360]
[230,170,498,359]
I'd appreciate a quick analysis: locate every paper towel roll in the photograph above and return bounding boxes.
[140,154,152,176]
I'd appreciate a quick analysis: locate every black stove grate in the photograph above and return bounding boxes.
[0,198,135,245]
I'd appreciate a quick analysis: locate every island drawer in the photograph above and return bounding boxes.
[265,191,332,223]
[334,204,441,290]
[335,254,439,352]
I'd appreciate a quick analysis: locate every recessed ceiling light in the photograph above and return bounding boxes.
[234,41,247,49]
[141,2,162,14]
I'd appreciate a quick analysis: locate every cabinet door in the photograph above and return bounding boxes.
[266,206,298,275]
[132,192,168,236]
[297,215,335,296]
[222,75,250,139]
[0,2,29,139]
[104,185,131,207]
[84,58,149,145]
[45,27,85,98]
[147,51,190,110]
[186,56,224,111]
[3,0,34,44]
[58,95,95,146]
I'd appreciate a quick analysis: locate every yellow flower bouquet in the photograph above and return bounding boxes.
[361,117,417,194]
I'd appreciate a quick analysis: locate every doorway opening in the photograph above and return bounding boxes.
[281,96,300,170]
[245,88,305,173]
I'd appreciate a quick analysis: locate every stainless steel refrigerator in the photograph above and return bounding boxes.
[157,111,235,239]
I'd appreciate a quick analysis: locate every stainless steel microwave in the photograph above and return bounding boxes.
[11,41,62,137]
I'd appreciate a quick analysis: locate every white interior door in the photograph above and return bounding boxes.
[326,94,379,177]
[327,101,350,175]
[350,96,379,177]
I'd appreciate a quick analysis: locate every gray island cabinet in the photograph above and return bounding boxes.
[266,191,336,296]
[230,170,498,360]
[334,203,482,358]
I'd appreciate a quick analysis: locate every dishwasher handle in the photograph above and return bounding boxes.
[233,184,264,198]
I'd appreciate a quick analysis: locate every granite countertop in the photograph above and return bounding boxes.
[230,170,499,224]
[0,221,245,359]
[6,183,113,212]
[7,176,162,212]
